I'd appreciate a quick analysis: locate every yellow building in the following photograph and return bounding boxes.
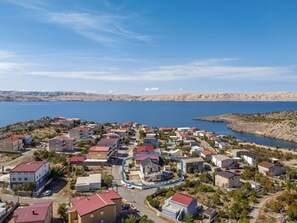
[68,190,122,223]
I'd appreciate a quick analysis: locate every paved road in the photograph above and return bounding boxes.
[0,193,69,204]
[112,143,168,223]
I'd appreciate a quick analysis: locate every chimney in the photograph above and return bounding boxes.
[32,209,38,215]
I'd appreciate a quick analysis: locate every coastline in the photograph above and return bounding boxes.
[194,111,297,145]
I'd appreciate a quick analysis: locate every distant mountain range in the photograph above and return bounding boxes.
[1,91,297,102]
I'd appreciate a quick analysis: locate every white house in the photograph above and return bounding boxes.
[75,174,101,192]
[242,152,258,166]
[10,161,50,191]
[212,155,235,168]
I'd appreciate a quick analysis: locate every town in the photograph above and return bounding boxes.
[0,116,296,223]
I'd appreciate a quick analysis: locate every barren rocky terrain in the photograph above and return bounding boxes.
[195,111,297,143]
[1,91,297,102]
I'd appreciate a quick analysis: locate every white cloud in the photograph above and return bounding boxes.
[179,88,183,91]
[0,50,15,58]
[108,90,113,94]
[4,1,152,46]
[144,87,159,91]
[1,56,296,82]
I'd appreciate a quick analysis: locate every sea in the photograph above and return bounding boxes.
[1,101,297,149]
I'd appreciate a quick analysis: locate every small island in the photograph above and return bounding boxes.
[194,110,297,144]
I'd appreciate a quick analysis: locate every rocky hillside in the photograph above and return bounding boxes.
[1,91,297,102]
[195,111,297,143]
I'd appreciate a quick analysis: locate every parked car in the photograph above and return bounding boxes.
[43,190,52,196]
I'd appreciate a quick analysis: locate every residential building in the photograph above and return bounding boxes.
[134,145,154,156]
[13,134,32,145]
[70,156,85,165]
[215,140,231,150]
[11,202,52,223]
[242,152,258,165]
[68,190,122,223]
[139,158,161,182]
[69,126,91,139]
[258,161,284,176]
[75,174,101,192]
[87,146,115,162]
[97,138,119,150]
[228,149,247,157]
[11,202,53,223]
[10,161,50,191]
[0,136,24,151]
[212,155,235,168]
[162,193,198,221]
[215,171,240,188]
[48,135,74,152]
[110,129,128,138]
[135,155,159,164]
[143,137,159,147]
[200,150,215,159]
[181,157,204,173]
[102,133,121,139]
[190,146,204,156]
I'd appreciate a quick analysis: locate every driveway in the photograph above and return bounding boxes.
[112,143,168,223]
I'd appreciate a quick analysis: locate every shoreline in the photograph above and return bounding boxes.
[194,111,297,145]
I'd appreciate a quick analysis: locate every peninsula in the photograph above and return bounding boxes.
[2,91,297,102]
[195,110,297,144]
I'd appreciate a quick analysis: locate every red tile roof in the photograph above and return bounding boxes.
[70,156,85,163]
[136,146,154,153]
[11,161,48,172]
[69,190,122,216]
[89,146,110,152]
[5,136,22,142]
[171,193,196,206]
[135,156,159,161]
[13,202,52,223]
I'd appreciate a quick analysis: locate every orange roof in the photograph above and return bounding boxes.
[201,150,215,155]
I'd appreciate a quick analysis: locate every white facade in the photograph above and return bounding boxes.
[10,162,50,191]
[212,155,234,168]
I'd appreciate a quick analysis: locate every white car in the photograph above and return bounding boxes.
[126,184,135,189]
[43,190,52,196]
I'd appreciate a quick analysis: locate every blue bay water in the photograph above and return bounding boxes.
[1,101,297,149]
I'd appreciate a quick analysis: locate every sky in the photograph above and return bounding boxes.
[0,0,297,94]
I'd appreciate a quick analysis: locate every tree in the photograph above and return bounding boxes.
[287,202,297,221]
[58,203,68,221]
[149,199,160,209]
[183,213,194,223]
[2,182,9,189]
[139,215,154,223]
[124,214,137,223]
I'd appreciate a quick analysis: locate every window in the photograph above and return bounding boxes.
[18,178,22,181]
[100,211,104,215]
[12,178,16,181]
[100,220,104,223]
[24,178,28,181]
[90,214,94,218]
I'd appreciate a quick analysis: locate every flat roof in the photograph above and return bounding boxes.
[76,174,101,186]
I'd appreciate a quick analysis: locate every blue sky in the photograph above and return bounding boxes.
[0,0,297,94]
